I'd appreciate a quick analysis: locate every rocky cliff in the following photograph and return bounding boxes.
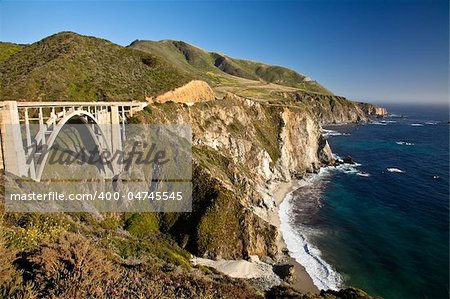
[356,102,388,117]
[0,91,384,297]
[131,92,377,260]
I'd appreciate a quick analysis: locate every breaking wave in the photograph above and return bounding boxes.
[279,181,342,290]
[322,129,350,137]
[387,167,404,173]
[278,159,367,291]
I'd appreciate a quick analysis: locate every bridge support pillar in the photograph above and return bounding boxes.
[0,101,27,177]
[110,105,123,174]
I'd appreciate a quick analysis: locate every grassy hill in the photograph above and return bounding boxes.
[0,32,192,102]
[0,32,332,102]
[130,40,332,95]
[0,42,24,63]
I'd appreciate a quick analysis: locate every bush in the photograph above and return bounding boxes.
[25,233,116,298]
[102,218,121,230]
[0,222,37,298]
[124,213,159,237]
[4,216,70,251]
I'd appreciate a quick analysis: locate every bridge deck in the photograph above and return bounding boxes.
[10,101,147,108]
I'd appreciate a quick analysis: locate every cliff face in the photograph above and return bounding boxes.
[133,93,373,260]
[356,102,388,117]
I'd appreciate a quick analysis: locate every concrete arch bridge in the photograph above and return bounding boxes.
[0,101,147,181]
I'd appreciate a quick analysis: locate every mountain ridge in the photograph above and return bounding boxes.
[0,31,380,106]
[129,39,332,95]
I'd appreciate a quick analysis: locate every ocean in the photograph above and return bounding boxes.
[280,104,449,299]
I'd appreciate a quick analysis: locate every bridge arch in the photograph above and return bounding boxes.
[0,101,147,180]
[34,110,116,181]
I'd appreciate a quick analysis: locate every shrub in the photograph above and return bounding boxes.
[25,233,116,298]
[124,213,159,237]
[102,218,121,230]
[4,216,70,251]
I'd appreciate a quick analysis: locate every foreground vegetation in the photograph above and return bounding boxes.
[0,201,263,298]
[0,193,378,299]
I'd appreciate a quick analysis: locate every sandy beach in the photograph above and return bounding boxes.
[192,179,319,294]
[271,180,320,294]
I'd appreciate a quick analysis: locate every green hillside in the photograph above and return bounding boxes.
[0,32,332,102]
[0,42,24,63]
[129,40,332,95]
[0,32,192,102]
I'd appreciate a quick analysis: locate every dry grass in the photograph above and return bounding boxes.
[25,233,116,298]
[0,213,262,299]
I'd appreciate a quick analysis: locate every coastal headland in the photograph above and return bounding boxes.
[0,32,385,298]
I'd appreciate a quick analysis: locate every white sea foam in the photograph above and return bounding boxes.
[370,121,387,126]
[335,164,359,174]
[279,187,342,290]
[322,129,350,137]
[277,161,367,291]
[425,121,438,125]
[396,141,414,146]
[332,153,341,160]
[411,123,424,127]
[356,172,371,177]
[389,114,403,118]
[387,167,404,173]
[332,154,362,170]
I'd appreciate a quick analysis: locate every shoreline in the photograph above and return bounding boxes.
[191,179,320,294]
[270,179,320,294]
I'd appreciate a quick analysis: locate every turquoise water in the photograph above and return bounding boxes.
[287,105,449,299]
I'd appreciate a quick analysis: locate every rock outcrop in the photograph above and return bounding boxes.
[147,80,216,104]
[266,286,378,298]
[356,102,388,117]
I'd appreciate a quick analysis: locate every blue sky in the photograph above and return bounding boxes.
[0,0,448,105]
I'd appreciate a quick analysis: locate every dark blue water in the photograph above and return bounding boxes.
[293,105,449,299]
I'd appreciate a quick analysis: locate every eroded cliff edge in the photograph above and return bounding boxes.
[131,92,386,260]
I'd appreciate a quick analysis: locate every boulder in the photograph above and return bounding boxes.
[343,156,355,164]
[272,264,295,284]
